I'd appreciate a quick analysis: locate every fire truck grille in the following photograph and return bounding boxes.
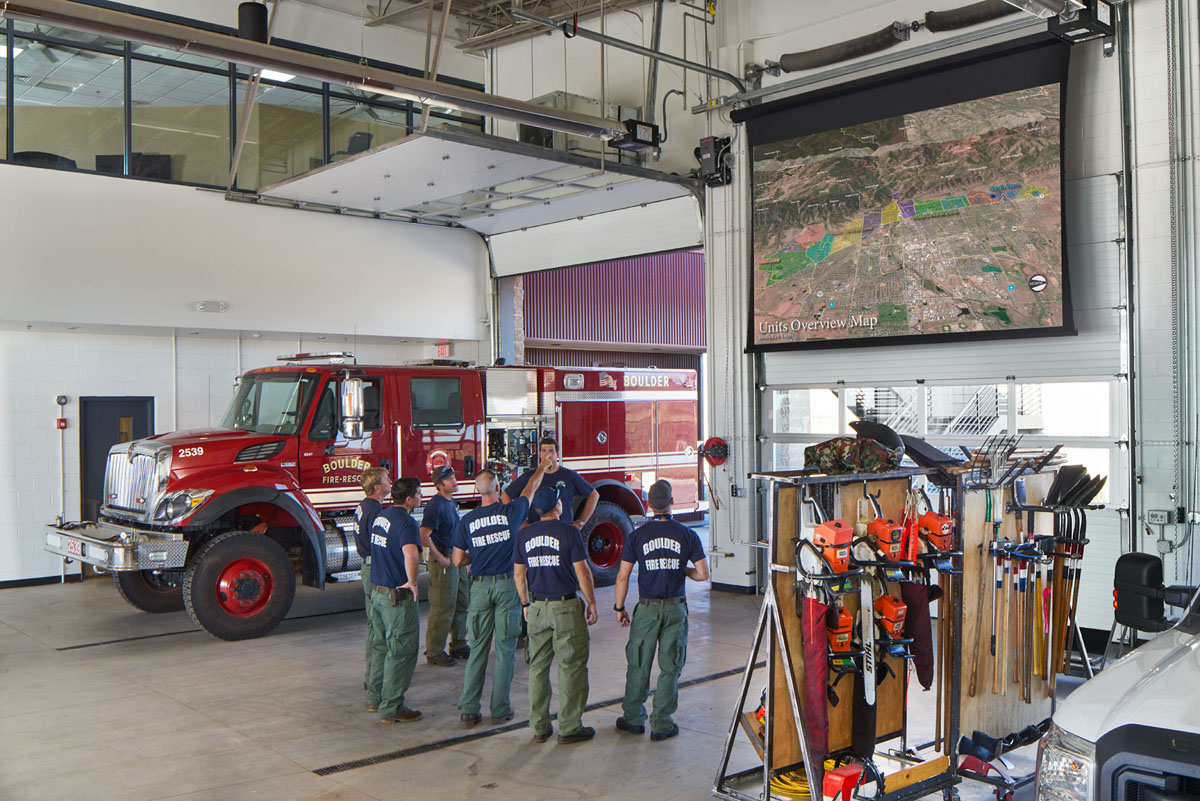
[103,451,157,514]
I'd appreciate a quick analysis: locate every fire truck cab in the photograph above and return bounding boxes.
[44,356,700,640]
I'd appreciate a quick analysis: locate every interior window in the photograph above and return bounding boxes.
[411,377,463,428]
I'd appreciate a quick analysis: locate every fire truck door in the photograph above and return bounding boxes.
[298,375,390,512]
[403,374,480,497]
[655,400,700,508]
[558,400,610,498]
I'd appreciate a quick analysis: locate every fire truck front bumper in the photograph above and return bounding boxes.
[44,522,188,571]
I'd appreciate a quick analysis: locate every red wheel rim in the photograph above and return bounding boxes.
[215,557,274,617]
[588,522,623,569]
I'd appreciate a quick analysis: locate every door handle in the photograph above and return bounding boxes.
[324,443,335,456]
[380,458,391,471]
[464,455,476,477]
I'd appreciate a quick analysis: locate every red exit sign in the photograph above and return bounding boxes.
[435,343,450,358]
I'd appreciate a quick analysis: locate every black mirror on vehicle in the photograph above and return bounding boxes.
[340,378,364,439]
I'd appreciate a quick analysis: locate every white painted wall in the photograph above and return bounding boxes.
[0,330,483,583]
[114,0,484,84]
[1124,0,1200,586]
[0,164,490,342]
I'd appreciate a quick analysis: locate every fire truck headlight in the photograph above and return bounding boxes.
[154,490,214,523]
[155,449,172,493]
[1036,723,1094,801]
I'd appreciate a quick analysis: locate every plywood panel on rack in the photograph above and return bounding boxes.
[957,472,1055,739]
[837,478,910,743]
[769,485,806,770]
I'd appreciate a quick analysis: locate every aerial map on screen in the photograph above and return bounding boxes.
[752,83,1063,347]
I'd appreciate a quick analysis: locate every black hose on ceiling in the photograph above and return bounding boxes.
[924,0,1021,33]
[778,22,909,73]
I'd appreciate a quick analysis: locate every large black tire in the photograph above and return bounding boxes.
[183,531,296,641]
[581,501,634,588]
[113,569,185,613]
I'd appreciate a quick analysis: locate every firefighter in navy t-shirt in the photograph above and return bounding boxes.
[367,477,424,723]
[356,467,391,712]
[450,460,549,728]
[502,436,599,529]
[420,465,469,666]
[613,480,709,741]
[513,486,599,744]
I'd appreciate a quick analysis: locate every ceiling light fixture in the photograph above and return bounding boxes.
[259,68,295,82]
[9,46,24,57]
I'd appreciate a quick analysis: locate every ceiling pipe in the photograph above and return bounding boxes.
[0,0,627,140]
[510,7,747,94]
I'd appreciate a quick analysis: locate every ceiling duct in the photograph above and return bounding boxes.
[0,0,627,141]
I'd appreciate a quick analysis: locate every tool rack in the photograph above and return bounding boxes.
[715,468,963,801]
[953,461,1104,801]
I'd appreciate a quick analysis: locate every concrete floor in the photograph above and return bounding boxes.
[0,546,1053,801]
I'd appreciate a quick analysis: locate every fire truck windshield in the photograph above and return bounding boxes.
[221,373,319,436]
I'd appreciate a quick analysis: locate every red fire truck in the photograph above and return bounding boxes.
[44,355,701,640]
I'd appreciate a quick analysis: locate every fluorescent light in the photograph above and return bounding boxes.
[9,46,23,57]
[260,69,295,82]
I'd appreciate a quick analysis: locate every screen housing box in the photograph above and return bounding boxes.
[735,35,1075,353]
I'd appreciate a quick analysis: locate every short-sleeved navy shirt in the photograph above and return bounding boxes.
[514,519,587,599]
[354,497,382,559]
[370,506,420,588]
[621,516,706,599]
[451,497,529,577]
[420,493,459,554]
[506,466,594,523]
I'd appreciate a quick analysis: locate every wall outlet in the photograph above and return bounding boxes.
[1146,509,1171,525]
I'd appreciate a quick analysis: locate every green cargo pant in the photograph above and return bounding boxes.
[425,558,469,655]
[622,598,688,733]
[361,559,382,690]
[458,577,520,718]
[527,597,590,737]
[366,587,419,718]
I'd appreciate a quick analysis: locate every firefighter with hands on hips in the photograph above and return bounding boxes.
[502,436,599,530]
[420,465,470,667]
[613,479,709,741]
[513,485,599,745]
[366,476,424,724]
[451,459,550,728]
[356,466,390,711]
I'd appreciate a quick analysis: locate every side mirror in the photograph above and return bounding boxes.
[340,378,364,439]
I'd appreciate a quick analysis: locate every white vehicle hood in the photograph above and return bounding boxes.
[1055,624,1200,743]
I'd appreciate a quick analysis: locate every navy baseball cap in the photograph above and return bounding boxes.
[648,480,673,508]
[531,486,560,516]
[433,465,455,483]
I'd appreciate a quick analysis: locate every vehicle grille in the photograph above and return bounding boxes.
[103,451,158,515]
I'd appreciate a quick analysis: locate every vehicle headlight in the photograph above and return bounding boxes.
[1036,723,1095,801]
[153,490,214,523]
[155,448,172,493]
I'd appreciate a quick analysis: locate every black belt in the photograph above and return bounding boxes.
[532,593,577,603]
[473,572,513,582]
[638,597,685,605]
[372,585,414,601]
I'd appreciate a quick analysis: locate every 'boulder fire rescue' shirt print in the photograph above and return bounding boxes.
[451,497,530,576]
[621,516,706,599]
[513,519,586,598]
